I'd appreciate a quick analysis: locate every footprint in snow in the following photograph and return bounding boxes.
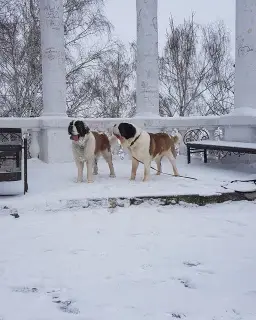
[50,290,80,314]
[171,313,186,318]
[12,286,38,293]
[177,278,195,289]
[183,261,201,267]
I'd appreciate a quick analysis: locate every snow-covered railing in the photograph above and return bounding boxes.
[0,115,255,163]
[0,117,40,159]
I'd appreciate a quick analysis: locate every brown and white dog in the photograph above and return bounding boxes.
[68,120,116,183]
[113,122,181,181]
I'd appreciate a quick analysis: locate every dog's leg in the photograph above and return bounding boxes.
[155,157,162,175]
[76,160,84,183]
[130,157,139,180]
[102,150,116,178]
[167,151,179,176]
[93,156,99,175]
[86,158,94,183]
[143,159,151,182]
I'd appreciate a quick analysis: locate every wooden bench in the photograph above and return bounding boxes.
[183,128,256,164]
[0,128,28,194]
[186,140,256,164]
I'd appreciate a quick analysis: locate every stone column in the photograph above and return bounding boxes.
[221,0,256,144]
[233,0,256,116]
[39,0,66,116]
[135,0,159,118]
[39,0,71,163]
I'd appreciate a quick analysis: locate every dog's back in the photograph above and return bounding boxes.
[92,132,111,155]
[149,132,177,159]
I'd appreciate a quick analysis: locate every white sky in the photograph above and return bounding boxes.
[105,0,235,56]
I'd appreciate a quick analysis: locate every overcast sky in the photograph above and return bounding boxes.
[105,0,235,55]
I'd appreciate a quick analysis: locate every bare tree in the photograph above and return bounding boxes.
[64,0,114,115]
[160,15,199,117]
[89,42,136,118]
[0,0,113,117]
[199,21,234,115]
[159,15,234,117]
[0,0,42,117]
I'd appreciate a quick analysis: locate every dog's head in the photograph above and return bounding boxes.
[68,120,90,142]
[113,123,136,142]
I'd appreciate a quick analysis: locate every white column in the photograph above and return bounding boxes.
[39,0,67,116]
[220,0,256,146]
[234,0,256,116]
[135,0,159,118]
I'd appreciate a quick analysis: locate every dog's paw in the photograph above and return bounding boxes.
[142,177,149,182]
[76,179,83,183]
[87,179,94,183]
[109,174,116,178]
[130,176,136,181]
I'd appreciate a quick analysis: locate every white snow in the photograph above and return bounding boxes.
[0,155,255,211]
[0,200,256,319]
[0,155,256,319]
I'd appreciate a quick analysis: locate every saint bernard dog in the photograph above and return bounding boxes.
[113,122,181,181]
[68,120,116,183]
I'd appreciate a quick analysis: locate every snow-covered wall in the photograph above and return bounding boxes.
[1,115,256,163]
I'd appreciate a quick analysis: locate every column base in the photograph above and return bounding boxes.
[39,116,73,163]
[219,113,256,143]
[228,107,256,117]
[218,113,256,164]
[42,112,68,117]
[134,112,161,119]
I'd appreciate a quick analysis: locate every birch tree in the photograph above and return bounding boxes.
[0,0,112,117]
[159,15,234,117]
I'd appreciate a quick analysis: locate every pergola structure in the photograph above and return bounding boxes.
[39,0,160,118]
[33,0,256,162]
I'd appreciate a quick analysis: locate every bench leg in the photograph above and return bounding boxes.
[24,138,28,194]
[16,151,20,168]
[203,149,207,163]
[187,146,191,164]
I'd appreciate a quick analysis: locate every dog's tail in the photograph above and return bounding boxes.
[108,134,119,148]
[169,131,184,157]
[170,130,183,146]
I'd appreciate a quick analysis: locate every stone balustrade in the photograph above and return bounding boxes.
[1,115,254,163]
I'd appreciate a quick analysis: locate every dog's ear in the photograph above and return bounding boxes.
[118,123,136,140]
[75,121,90,137]
[68,121,73,135]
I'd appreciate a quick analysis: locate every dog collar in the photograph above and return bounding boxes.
[130,133,141,147]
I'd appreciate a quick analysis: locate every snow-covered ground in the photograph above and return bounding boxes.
[0,155,255,212]
[0,200,256,319]
[0,155,256,319]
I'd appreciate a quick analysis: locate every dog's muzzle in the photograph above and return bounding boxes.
[113,133,124,142]
[113,125,124,142]
[70,135,79,141]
